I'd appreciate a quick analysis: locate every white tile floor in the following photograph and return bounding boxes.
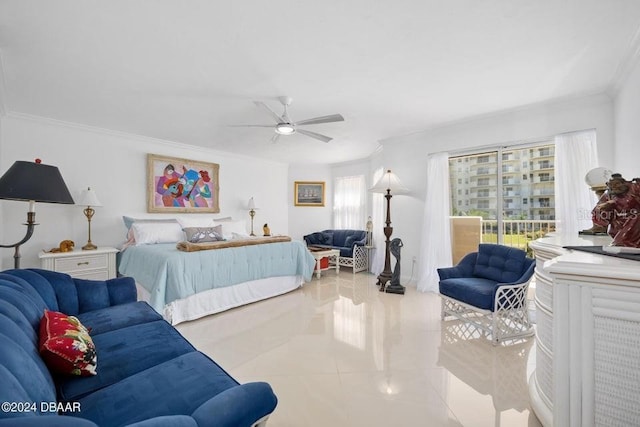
[177,271,543,427]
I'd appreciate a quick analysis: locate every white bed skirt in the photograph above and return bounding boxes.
[136,275,305,325]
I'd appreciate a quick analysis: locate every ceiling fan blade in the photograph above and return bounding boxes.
[294,114,344,126]
[297,129,333,143]
[254,101,284,123]
[270,134,281,144]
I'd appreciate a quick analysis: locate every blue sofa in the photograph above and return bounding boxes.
[0,268,277,427]
[437,244,535,344]
[303,229,368,273]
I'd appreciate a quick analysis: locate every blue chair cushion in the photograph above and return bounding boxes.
[439,277,499,311]
[473,244,527,283]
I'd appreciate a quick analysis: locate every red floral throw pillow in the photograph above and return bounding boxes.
[38,309,97,376]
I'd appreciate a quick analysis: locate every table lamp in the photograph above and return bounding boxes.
[77,187,102,250]
[0,159,75,268]
[248,197,258,236]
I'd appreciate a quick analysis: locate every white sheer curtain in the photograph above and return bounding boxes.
[554,129,599,236]
[370,167,385,275]
[417,153,452,293]
[333,175,366,229]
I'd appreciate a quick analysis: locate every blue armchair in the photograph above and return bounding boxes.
[437,244,535,345]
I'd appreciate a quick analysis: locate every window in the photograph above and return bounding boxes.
[333,175,366,229]
[449,142,555,243]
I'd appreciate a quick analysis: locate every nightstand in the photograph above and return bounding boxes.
[39,247,119,280]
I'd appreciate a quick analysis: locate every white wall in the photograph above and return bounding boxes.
[378,93,615,286]
[287,163,332,241]
[614,55,640,177]
[0,114,289,269]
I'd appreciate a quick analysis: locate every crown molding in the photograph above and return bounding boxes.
[380,90,612,145]
[4,112,288,166]
[609,23,640,96]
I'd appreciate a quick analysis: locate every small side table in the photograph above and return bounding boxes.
[308,248,340,279]
[39,247,119,280]
[364,245,375,272]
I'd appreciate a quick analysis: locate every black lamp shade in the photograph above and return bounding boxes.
[0,161,75,204]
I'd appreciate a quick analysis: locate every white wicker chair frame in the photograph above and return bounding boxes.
[337,244,368,274]
[440,281,534,345]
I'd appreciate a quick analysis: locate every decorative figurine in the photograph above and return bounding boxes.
[263,223,271,237]
[591,173,640,247]
[49,240,75,253]
[386,237,404,294]
[366,216,373,246]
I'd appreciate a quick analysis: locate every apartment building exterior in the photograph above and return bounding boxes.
[449,144,555,220]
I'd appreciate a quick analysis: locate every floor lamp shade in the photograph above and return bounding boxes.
[0,159,75,268]
[0,160,74,204]
[370,170,409,195]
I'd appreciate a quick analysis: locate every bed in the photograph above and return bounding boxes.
[118,236,316,325]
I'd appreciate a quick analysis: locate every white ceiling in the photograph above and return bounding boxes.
[1,1,640,164]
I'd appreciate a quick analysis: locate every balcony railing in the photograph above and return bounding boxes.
[480,219,556,252]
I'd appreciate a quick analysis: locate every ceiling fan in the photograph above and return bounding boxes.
[236,96,344,143]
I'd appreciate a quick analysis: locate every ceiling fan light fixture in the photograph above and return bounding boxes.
[275,123,295,135]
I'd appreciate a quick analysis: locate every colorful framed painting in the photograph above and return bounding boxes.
[147,154,220,213]
[294,181,325,207]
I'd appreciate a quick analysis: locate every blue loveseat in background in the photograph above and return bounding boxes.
[0,269,277,427]
[303,229,368,273]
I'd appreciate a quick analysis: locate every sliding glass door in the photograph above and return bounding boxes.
[449,142,556,249]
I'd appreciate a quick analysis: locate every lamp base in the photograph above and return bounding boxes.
[385,283,405,295]
[82,242,97,251]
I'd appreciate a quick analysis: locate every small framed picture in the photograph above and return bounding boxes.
[294,181,325,207]
[147,154,220,213]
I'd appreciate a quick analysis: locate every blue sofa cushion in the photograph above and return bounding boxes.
[473,244,527,283]
[0,287,43,330]
[27,270,80,315]
[1,269,60,311]
[345,235,356,248]
[58,320,196,401]
[73,352,275,427]
[76,301,162,335]
[75,279,111,313]
[321,232,334,246]
[439,277,499,311]
[0,333,56,409]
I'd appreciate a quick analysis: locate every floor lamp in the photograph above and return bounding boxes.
[369,169,409,294]
[0,159,75,268]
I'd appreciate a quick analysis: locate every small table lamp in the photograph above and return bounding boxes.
[0,159,75,268]
[77,187,102,250]
[369,170,409,294]
[580,167,612,235]
[248,197,258,236]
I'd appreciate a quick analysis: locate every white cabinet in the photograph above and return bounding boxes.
[39,247,118,280]
[529,235,640,427]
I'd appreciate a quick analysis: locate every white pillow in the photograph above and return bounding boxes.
[177,216,215,229]
[220,220,248,240]
[132,222,185,245]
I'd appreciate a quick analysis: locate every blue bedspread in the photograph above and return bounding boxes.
[118,240,315,312]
